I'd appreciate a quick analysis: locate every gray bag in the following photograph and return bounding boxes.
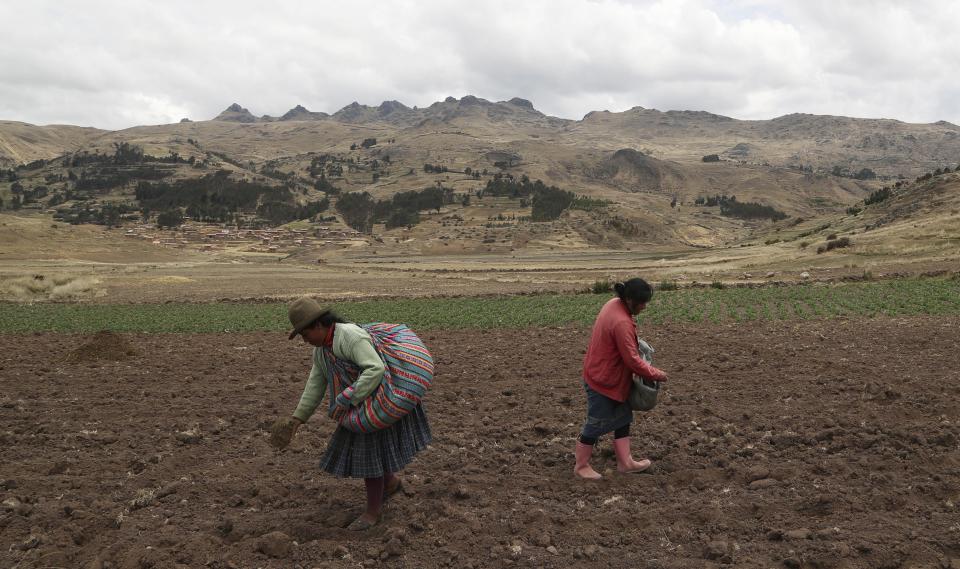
[628,338,660,411]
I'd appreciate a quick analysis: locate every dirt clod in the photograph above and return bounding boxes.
[256,531,293,559]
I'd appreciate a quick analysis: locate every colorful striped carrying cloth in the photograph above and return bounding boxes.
[323,323,434,434]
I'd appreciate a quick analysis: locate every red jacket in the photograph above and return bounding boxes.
[582,297,660,402]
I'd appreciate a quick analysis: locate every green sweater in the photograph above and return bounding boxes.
[292,323,386,423]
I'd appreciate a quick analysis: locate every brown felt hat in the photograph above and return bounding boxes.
[287,296,328,340]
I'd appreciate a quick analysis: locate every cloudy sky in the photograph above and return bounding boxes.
[2,0,958,130]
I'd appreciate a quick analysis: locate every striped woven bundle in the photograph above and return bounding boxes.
[324,323,434,433]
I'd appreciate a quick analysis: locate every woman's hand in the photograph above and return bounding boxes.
[331,388,352,422]
[269,416,302,450]
[651,367,669,382]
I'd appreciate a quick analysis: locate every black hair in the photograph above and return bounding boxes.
[614,278,653,304]
[310,309,348,329]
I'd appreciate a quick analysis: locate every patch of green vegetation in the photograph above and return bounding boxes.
[2,278,958,333]
[808,197,839,207]
[589,279,612,294]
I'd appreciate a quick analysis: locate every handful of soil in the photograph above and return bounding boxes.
[269,417,299,449]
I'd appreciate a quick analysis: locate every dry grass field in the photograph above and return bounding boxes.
[2,170,959,305]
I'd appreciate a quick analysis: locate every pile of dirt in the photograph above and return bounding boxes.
[64,331,138,363]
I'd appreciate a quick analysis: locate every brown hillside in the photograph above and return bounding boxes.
[0,121,106,167]
[2,96,957,265]
[572,107,960,177]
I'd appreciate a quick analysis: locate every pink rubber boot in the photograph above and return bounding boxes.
[574,441,603,480]
[613,437,651,473]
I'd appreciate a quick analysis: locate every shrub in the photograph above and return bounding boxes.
[657,280,678,291]
[817,237,852,254]
[710,281,725,289]
[590,279,611,294]
[865,187,892,205]
[831,236,852,249]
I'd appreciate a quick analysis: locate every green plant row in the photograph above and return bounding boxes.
[2,278,959,333]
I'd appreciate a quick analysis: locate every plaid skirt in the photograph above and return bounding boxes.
[319,403,431,478]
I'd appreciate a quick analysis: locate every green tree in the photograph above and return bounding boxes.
[157,209,184,228]
[336,192,375,232]
[853,168,876,180]
[113,142,145,165]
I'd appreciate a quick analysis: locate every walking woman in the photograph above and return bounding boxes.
[575,278,668,479]
[270,297,433,529]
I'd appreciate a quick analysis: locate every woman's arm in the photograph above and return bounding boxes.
[336,336,386,406]
[614,321,667,381]
[293,350,329,422]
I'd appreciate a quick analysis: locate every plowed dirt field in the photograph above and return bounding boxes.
[2,316,959,568]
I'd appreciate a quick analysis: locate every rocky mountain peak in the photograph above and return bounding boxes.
[507,97,534,109]
[378,100,410,115]
[279,105,328,121]
[214,104,257,123]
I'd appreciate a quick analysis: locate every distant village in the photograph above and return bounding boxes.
[122,222,363,255]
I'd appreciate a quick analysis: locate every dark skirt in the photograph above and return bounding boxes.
[319,404,432,478]
[580,382,633,439]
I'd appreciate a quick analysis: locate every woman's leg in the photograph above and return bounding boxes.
[345,476,385,530]
[574,434,602,479]
[575,384,614,479]
[364,476,385,517]
[612,425,651,473]
[353,471,403,529]
[384,471,402,497]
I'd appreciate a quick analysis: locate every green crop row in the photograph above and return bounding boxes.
[1,278,958,333]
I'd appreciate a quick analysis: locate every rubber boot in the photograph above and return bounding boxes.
[574,441,603,480]
[613,437,651,473]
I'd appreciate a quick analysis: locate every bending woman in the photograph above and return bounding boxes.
[270,297,432,529]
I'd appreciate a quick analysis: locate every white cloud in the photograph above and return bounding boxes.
[0,0,958,129]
